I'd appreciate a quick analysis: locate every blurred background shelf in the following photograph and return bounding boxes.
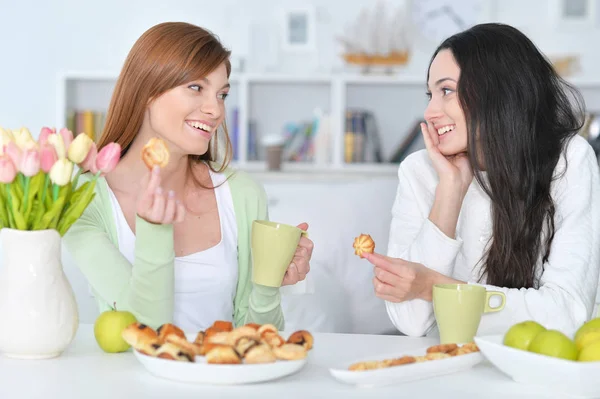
[58,70,600,181]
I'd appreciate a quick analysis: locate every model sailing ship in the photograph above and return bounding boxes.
[338,2,410,73]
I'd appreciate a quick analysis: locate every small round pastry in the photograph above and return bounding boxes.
[353,233,375,258]
[141,137,169,169]
[155,342,195,362]
[425,352,451,361]
[121,322,158,348]
[388,356,416,366]
[272,343,308,361]
[206,346,242,364]
[244,344,276,364]
[426,343,458,354]
[286,330,314,350]
[156,323,186,343]
[348,360,383,371]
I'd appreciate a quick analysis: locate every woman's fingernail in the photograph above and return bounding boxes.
[156,186,163,194]
[153,165,160,175]
[168,190,175,198]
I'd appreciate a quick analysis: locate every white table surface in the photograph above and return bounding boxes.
[0,324,570,399]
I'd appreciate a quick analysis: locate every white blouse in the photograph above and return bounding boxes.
[385,135,600,337]
[107,170,238,332]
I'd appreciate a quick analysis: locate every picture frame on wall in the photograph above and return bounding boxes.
[280,6,317,53]
[553,0,596,27]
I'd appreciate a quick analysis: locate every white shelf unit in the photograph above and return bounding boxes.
[57,71,431,178]
[57,71,600,179]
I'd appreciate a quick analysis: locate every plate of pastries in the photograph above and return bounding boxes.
[122,320,313,385]
[329,342,483,387]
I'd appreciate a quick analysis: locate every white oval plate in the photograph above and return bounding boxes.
[475,334,600,398]
[133,349,307,385]
[329,344,483,387]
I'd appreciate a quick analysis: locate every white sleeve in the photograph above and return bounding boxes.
[385,161,464,336]
[473,142,600,336]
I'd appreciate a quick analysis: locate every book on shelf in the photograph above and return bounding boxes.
[66,110,106,142]
[388,120,424,163]
[344,110,383,163]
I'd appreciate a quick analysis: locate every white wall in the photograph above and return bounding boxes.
[2,0,600,133]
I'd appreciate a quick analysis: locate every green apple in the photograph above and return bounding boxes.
[575,318,600,342]
[528,329,578,361]
[94,303,137,353]
[503,321,546,351]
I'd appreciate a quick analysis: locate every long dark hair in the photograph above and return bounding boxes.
[428,23,585,288]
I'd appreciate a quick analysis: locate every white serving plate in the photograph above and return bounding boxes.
[474,334,600,398]
[133,331,308,385]
[328,344,483,387]
[133,349,307,385]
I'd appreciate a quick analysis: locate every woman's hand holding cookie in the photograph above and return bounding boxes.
[136,165,185,225]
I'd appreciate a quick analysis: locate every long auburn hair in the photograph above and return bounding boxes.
[428,23,585,288]
[97,22,233,178]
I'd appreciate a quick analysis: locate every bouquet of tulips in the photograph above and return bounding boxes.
[0,126,121,236]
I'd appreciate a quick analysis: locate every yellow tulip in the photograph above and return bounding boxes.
[68,133,94,164]
[12,127,37,150]
[49,158,73,186]
[47,132,66,159]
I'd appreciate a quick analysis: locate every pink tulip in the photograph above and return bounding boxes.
[0,155,17,183]
[59,128,74,151]
[39,127,55,146]
[5,142,21,168]
[40,144,58,173]
[80,142,98,174]
[95,143,121,175]
[19,149,40,177]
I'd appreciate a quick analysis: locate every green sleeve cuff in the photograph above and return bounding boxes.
[134,215,174,263]
[249,283,281,313]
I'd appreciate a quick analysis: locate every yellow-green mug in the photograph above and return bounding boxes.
[432,284,506,344]
[251,220,308,287]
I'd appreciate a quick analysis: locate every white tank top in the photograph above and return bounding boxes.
[106,170,239,332]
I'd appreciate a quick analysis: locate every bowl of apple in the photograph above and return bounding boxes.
[474,318,600,398]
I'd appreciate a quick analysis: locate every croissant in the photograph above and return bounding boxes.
[234,336,260,357]
[257,324,278,337]
[211,320,234,332]
[134,337,162,357]
[141,137,169,169]
[165,335,203,356]
[272,344,307,361]
[353,234,375,258]
[156,323,186,343]
[244,344,277,364]
[206,346,241,364]
[155,342,195,362]
[287,330,314,350]
[122,322,158,348]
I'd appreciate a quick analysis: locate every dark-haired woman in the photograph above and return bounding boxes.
[364,23,600,336]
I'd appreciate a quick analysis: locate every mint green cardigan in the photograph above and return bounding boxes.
[63,168,284,331]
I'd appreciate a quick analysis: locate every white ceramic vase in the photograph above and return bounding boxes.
[0,228,79,359]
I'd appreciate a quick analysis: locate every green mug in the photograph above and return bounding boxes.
[251,220,308,287]
[432,284,506,344]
